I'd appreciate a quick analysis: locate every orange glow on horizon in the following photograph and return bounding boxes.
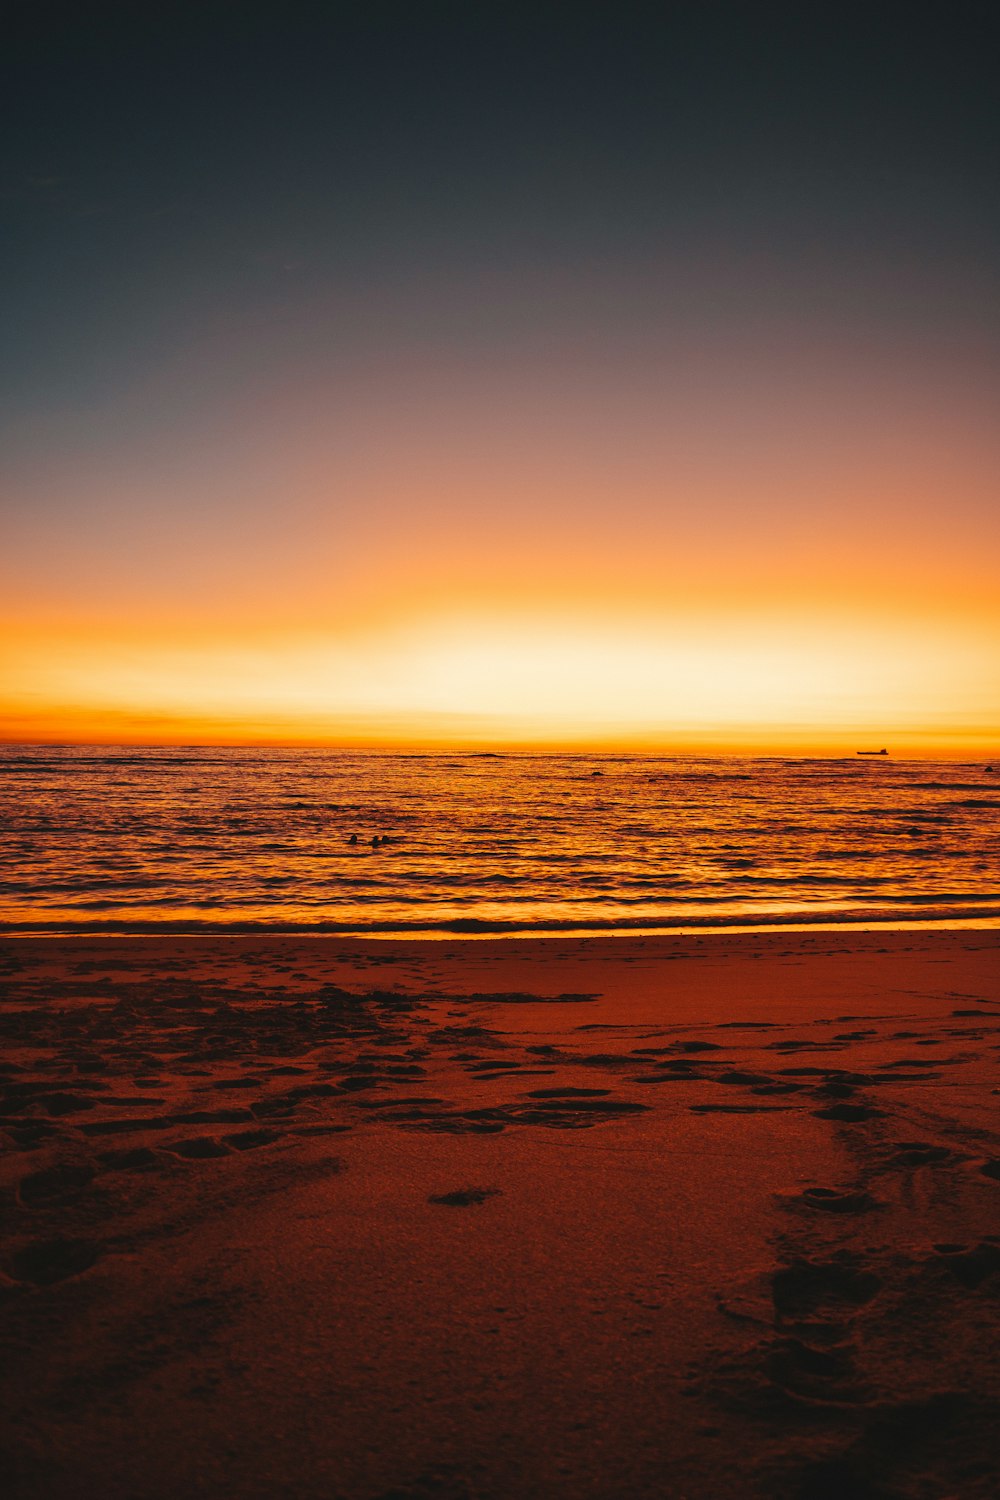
[3,602,997,756]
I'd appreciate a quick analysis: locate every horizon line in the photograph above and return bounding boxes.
[1,739,997,762]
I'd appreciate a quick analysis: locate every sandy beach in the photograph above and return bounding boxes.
[2,928,999,1499]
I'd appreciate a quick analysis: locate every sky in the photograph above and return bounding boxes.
[2,1,998,752]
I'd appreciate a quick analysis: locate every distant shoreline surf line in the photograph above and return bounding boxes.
[4,912,1000,940]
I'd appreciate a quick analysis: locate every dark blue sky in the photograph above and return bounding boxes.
[4,1,997,422]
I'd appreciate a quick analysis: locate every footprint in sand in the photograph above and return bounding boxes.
[525,1087,611,1098]
[496,1098,649,1127]
[475,1068,554,1080]
[80,1115,171,1135]
[428,1187,501,1207]
[5,1120,62,1149]
[222,1128,281,1151]
[162,1136,231,1160]
[98,1146,160,1171]
[715,1070,775,1086]
[813,1102,882,1122]
[27,1092,97,1117]
[8,1236,100,1286]
[170,1107,256,1125]
[18,1162,95,1206]
[812,1081,857,1099]
[400,1096,648,1133]
[370,1462,476,1499]
[690,1103,789,1114]
[425,1118,506,1134]
[631,1072,698,1083]
[772,1256,882,1319]
[781,1394,988,1500]
[766,1336,868,1405]
[932,1240,1000,1288]
[250,1097,300,1119]
[891,1142,953,1167]
[800,1187,877,1214]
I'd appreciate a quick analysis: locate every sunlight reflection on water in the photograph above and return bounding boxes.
[1,749,998,932]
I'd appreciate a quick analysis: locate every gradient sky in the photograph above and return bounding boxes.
[2,2,998,751]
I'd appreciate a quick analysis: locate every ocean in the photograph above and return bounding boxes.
[1,747,998,934]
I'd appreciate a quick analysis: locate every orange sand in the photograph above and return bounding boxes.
[2,930,999,1498]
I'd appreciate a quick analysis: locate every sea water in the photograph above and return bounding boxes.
[1,747,998,933]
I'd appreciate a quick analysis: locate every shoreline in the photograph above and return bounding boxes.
[5,911,1000,939]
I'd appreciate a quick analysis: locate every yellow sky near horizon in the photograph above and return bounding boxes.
[3,598,997,755]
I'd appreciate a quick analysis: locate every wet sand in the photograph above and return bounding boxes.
[2,929,999,1499]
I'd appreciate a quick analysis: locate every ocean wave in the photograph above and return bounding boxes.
[912,781,998,791]
[5,905,1000,936]
[0,755,246,769]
